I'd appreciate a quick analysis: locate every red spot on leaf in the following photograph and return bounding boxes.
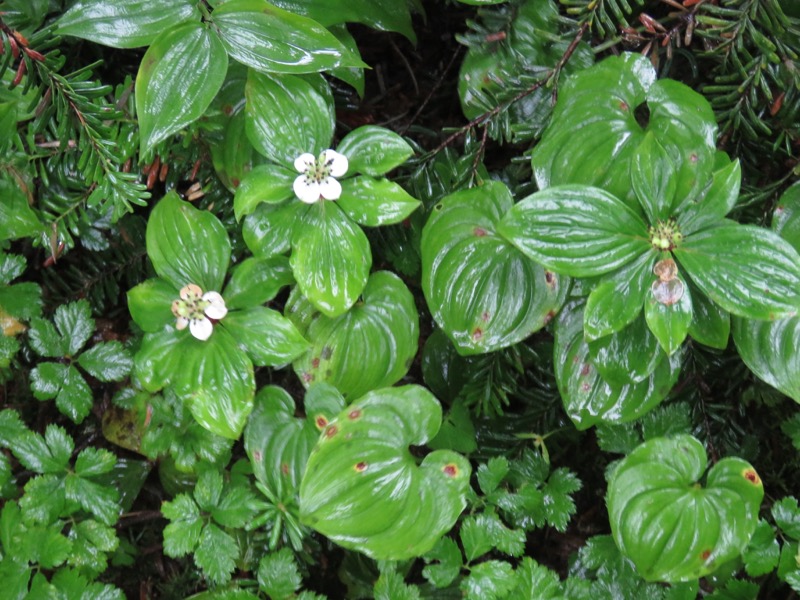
[481,311,490,322]
[312,357,320,368]
[619,101,629,111]
[543,310,556,325]
[252,451,262,462]
[700,549,712,560]
[581,382,591,392]
[472,328,483,341]
[302,372,315,383]
[443,464,459,477]
[689,153,698,163]
[354,462,367,472]
[473,227,488,237]
[324,425,338,439]
[348,409,362,420]
[315,415,328,429]
[743,469,761,485]
[580,363,591,376]
[545,271,556,287]
[281,463,289,475]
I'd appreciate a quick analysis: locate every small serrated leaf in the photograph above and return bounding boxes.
[743,520,780,577]
[53,300,94,356]
[374,571,421,600]
[65,473,121,526]
[77,341,133,382]
[462,560,516,600]
[27,318,65,357]
[162,494,202,556]
[257,548,302,599]
[194,523,238,585]
[74,447,117,478]
[477,457,509,495]
[423,537,462,588]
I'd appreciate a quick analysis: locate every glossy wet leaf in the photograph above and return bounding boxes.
[587,314,662,386]
[233,164,296,221]
[288,271,418,398]
[245,72,334,167]
[687,280,730,349]
[0,178,42,241]
[243,201,308,259]
[336,126,414,176]
[223,256,294,310]
[678,156,742,235]
[30,363,92,424]
[136,22,227,154]
[532,53,717,210]
[56,0,197,48]
[675,223,800,320]
[214,0,365,74]
[337,177,421,227]
[127,277,177,333]
[245,384,345,495]
[77,341,133,382]
[299,385,470,560]
[136,327,254,439]
[644,274,692,356]
[290,201,371,317]
[423,181,568,355]
[632,132,677,224]
[554,302,682,429]
[146,192,231,292]
[608,434,763,582]
[498,184,651,278]
[222,307,308,366]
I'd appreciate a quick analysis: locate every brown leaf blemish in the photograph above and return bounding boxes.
[443,463,459,477]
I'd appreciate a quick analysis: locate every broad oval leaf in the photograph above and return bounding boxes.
[127,277,177,333]
[136,22,227,155]
[498,184,651,278]
[222,307,308,367]
[631,132,677,224]
[423,181,568,355]
[56,0,197,48]
[299,385,471,560]
[214,0,364,74]
[337,177,421,227]
[336,126,414,176]
[678,155,742,235]
[233,164,296,221]
[554,301,682,429]
[608,435,764,582]
[675,222,800,320]
[223,256,294,310]
[587,314,662,386]
[243,200,308,259]
[244,384,344,494]
[287,271,418,398]
[644,273,692,356]
[532,53,717,209]
[245,71,334,167]
[687,279,730,349]
[290,201,371,317]
[135,327,255,439]
[145,192,231,292]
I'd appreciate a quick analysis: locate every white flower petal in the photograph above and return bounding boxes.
[325,150,349,177]
[294,153,316,173]
[294,175,321,203]
[189,317,213,341]
[202,291,228,319]
[319,176,342,200]
[175,317,188,330]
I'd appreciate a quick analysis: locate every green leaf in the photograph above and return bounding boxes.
[75,447,116,478]
[336,126,414,176]
[675,223,800,320]
[607,434,764,582]
[477,456,509,495]
[194,469,224,512]
[423,537,463,588]
[288,271,418,398]
[774,181,800,253]
[27,318,65,358]
[245,72,334,167]
[146,192,231,292]
[644,274,692,355]
[3,423,72,474]
[194,523,238,585]
[640,402,693,441]
[0,177,42,241]
[423,181,568,355]
[554,301,682,429]
[31,363,93,424]
[214,0,365,74]
[212,485,258,528]
[337,176,421,227]
[136,22,227,154]
[299,385,471,560]
[631,133,677,224]
[54,299,94,356]
[28,522,72,569]
[532,53,717,210]
[374,571,421,600]
[511,558,563,599]
[224,256,294,310]
[0,253,25,285]
[742,520,780,577]
[679,157,742,235]
[461,512,525,560]
[542,468,581,532]
[687,280,730,349]
[584,252,655,340]
[162,494,203,556]
[462,560,516,600]
[55,0,197,48]
[772,496,800,539]
[65,472,121,525]
[222,307,308,366]
[257,548,302,599]
[0,282,41,321]
[127,277,178,333]
[428,399,477,454]
[78,341,133,382]
[243,200,308,259]
[20,474,67,524]
[233,164,296,220]
[499,184,651,278]
[67,519,119,574]
[327,24,366,97]
[587,314,662,385]
[290,201,371,317]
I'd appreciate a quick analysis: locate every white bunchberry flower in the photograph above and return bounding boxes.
[292,149,349,204]
[171,284,228,341]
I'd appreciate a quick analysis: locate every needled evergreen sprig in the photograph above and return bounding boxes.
[559,0,645,40]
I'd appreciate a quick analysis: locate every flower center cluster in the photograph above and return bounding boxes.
[171,284,227,341]
[293,149,348,204]
[648,218,683,251]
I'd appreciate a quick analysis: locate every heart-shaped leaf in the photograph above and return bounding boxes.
[532,52,717,210]
[145,192,231,293]
[245,72,334,167]
[498,184,651,278]
[423,181,568,355]
[675,222,800,320]
[607,435,764,582]
[213,0,365,74]
[56,0,197,48]
[244,384,345,495]
[290,201,371,317]
[136,22,227,155]
[299,385,471,560]
[287,271,418,399]
[554,301,682,429]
